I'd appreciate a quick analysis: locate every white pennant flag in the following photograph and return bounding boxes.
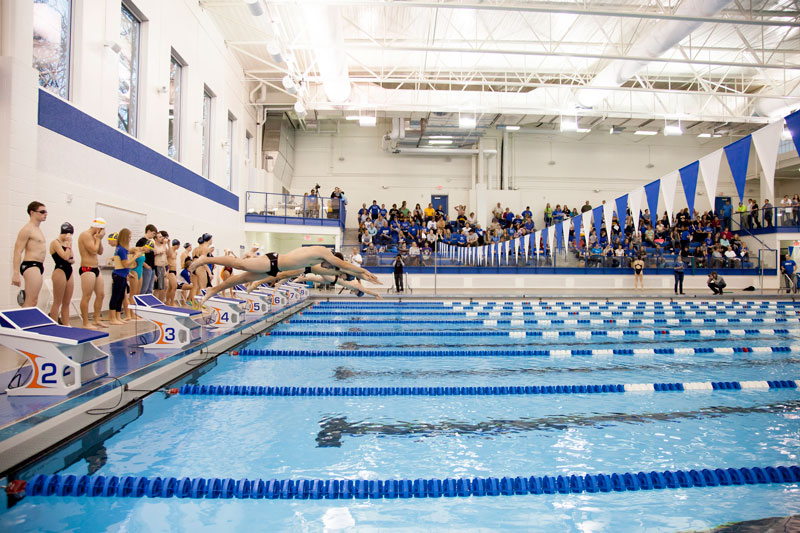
[628,187,644,232]
[547,226,555,254]
[561,220,571,251]
[534,230,541,254]
[661,171,679,225]
[752,120,784,198]
[699,149,723,211]
[524,233,530,258]
[504,240,509,264]
[603,201,615,240]
[581,210,593,245]
[478,245,484,265]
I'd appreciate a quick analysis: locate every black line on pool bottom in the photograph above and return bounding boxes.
[314,400,800,447]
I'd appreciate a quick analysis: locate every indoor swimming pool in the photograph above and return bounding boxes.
[2,299,799,531]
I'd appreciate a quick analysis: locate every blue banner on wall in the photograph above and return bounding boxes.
[724,135,752,203]
[679,161,700,216]
[644,180,661,228]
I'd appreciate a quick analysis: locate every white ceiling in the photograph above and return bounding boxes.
[201,0,800,140]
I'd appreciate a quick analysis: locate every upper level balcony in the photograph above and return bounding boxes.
[245,192,346,231]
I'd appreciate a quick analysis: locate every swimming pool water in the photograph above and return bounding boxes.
[2,299,799,532]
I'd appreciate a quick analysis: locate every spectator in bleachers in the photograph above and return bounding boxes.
[725,246,741,268]
[364,242,378,266]
[368,200,380,221]
[792,195,800,224]
[763,199,774,228]
[408,241,420,265]
[389,203,399,220]
[748,199,762,229]
[358,203,368,221]
[581,201,592,213]
[544,203,553,226]
[424,203,435,220]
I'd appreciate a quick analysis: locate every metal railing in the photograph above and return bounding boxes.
[245,191,346,230]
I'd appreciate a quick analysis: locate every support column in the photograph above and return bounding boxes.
[0,0,39,307]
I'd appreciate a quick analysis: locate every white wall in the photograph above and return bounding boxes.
[0,0,258,308]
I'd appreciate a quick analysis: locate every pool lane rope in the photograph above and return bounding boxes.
[300,310,799,318]
[173,380,799,398]
[21,465,800,500]
[315,303,800,310]
[268,328,797,339]
[237,346,797,358]
[287,317,796,326]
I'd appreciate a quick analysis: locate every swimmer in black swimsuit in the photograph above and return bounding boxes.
[190,245,380,306]
[19,261,44,275]
[49,222,76,324]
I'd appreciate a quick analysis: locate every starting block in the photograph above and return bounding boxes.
[0,308,109,396]
[198,291,247,326]
[233,285,273,315]
[283,281,310,298]
[250,285,287,310]
[274,285,302,303]
[129,295,201,347]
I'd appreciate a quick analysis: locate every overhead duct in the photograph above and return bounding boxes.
[576,0,732,109]
[302,5,351,103]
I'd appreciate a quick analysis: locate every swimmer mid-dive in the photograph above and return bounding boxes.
[283,273,383,299]
[191,247,381,306]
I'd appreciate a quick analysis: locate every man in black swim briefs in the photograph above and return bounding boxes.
[12,201,48,307]
[78,217,108,328]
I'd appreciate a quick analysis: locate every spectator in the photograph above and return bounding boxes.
[368,200,380,221]
[544,203,553,226]
[781,253,797,293]
[581,201,592,213]
[793,194,800,225]
[724,246,740,268]
[393,254,405,292]
[707,271,726,294]
[364,243,378,266]
[721,200,732,231]
[763,198,773,228]
[424,203,435,220]
[408,241,420,265]
[351,246,362,269]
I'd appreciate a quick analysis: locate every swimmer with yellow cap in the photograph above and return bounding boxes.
[78,216,109,328]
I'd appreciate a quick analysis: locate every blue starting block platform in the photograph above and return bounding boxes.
[197,291,247,327]
[129,295,201,347]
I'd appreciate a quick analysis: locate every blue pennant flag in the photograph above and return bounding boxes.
[679,161,700,216]
[786,109,800,157]
[556,222,563,251]
[571,216,580,247]
[615,194,628,225]
[542,227,548,254]
[644,180,660,227]
[724,135,752,203]
[592,205,603,240]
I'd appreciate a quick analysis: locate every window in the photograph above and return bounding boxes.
[201,88,213,178]
[168,53,183,159]
[33,0,72,99]
[118,3,141,136]
[226,114,236,190]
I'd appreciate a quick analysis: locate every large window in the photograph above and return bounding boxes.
[168,53,183,159]
[226,113,236,190]
[201,88,214,178]
[33,0,72,99]
[118,3,141,136]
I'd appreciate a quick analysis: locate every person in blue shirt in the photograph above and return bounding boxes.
[721,200,733,231]
[109,229,142,325]
[368,200,380,221]
[552,206,563,224]
[456,232,467,246]
[522,206,533,219]
[781,253,797,293]
[379,226,391,245]
[357,203,369,221]
[524,219,535,232]
[379,204,388,219]
[408,222,420,241]
[389,220,400,243]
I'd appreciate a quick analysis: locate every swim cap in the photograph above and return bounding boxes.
[60,222,74,234]
[202,233,213,243]
[184,242,191,248]
[197,236,204,244]
[143,239,155,251]
[107,232,119,243]
[172,239,180,246]
[91,217,107,228]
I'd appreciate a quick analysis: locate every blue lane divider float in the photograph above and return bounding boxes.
[175,380,799,397]
[23,465,800,500]
[286,317,795,326]
[237,345,797,357]
[299,310,799,318]
[315,299,800,305]
[315,303,800,311]
[268,328,796,339]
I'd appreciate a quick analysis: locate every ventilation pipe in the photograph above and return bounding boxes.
[302,5,351,103]
[576,0,732,109]
[248,81,265,104]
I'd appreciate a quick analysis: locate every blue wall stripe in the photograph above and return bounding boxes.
[37,90,238,211]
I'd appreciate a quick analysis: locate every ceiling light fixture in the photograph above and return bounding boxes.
[293,101,307,120]
[459,116,476,129]
[429,140,453,145]
[609,125,624,135]
[576,128,591,133]
[429,135,453,139]
[281,75,296,95]
[664,120,683,136]
[560,116,578,132]
[504,125,520,131]
[345,114,360,121]
[359,116,377,127]
[267,42,283,63]
[635,130,658,136]
[244,0,264,17]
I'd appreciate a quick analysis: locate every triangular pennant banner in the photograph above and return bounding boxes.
[724,135,752,203]
[785,109,800,157]
[628,187,644,232]
[524,233,530,258]
[661,171,678,225]
[534,230,541,253]
[644,180,660,228]
[592,206,603,242]
[581,210,593,247]
[556,222,563,251]
[699,149,723,210]
[603,201,615,240]
[752,120,784,198]
[562,219,571,251]
[679,161,699,216]
[615,195,628,227]
[547,226,555,254]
